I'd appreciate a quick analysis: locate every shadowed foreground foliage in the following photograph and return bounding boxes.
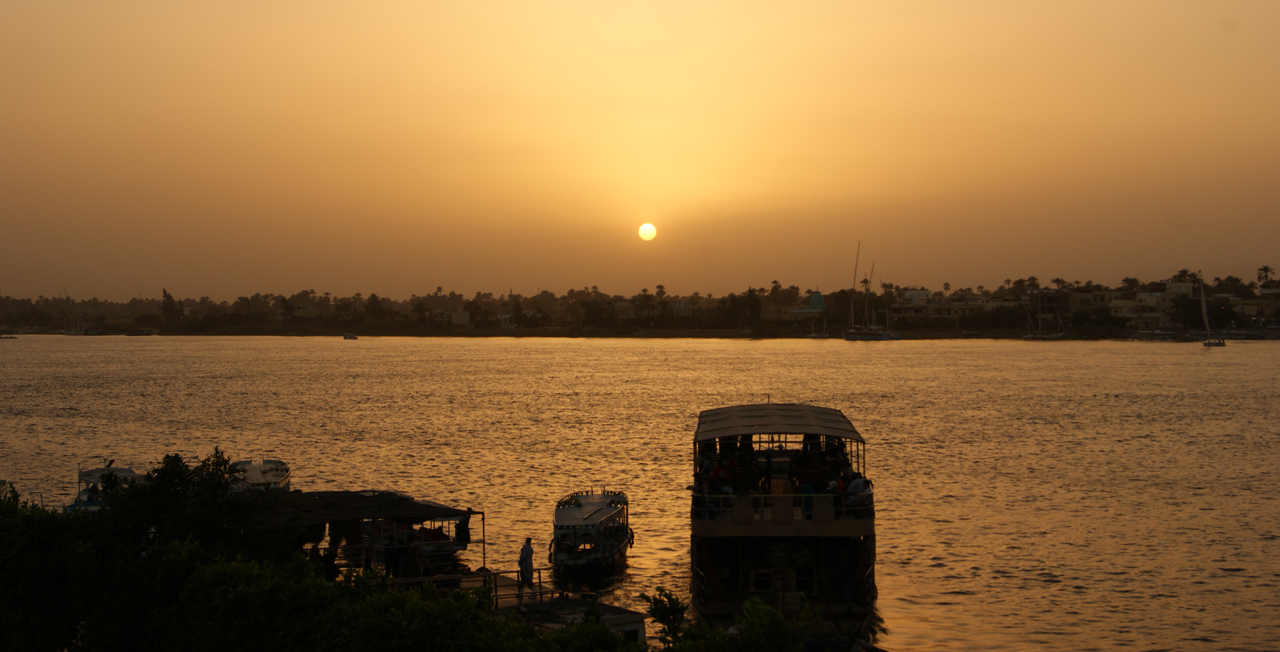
[0,451,640,652]
[1,451,846,652]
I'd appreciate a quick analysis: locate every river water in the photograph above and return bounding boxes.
[2,336,1278,650]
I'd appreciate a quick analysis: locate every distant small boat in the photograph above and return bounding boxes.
[1021,332,1065,341]
[126,329,154,336]
[343,333,359,340]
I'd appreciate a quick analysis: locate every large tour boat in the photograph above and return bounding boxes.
[549,488,633,569]
[689,404,876,623]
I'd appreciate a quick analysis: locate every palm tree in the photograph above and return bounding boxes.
[1259,265,1275,284]
[1051,277,1067,289]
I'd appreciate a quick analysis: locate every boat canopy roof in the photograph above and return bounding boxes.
[694,404,863,443]
[263,490,473,528]
[79,466,142,483]
[553,491,627,529]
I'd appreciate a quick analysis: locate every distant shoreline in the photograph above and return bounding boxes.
[12,328,1279,341]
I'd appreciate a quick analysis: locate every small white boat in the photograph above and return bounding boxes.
[549,488,633,568]
[230,459,292,492]
[65,460,143,512]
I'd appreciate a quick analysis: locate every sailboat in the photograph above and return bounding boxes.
[1021,304,1065,340]
[844,247,900,341]
[1201,283,1226,347]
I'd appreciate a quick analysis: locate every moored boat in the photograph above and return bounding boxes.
[65,459,143,512]
[844,326,900,341]
[358,493,479,574]
[689,404,876,623]
[549,488,633,569]
[230,459,292,491]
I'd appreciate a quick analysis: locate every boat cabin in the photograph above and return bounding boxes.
[264,490,485,579]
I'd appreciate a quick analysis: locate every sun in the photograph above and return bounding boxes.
[638,223,657,241]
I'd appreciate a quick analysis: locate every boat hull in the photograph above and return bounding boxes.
[843,330,900,341]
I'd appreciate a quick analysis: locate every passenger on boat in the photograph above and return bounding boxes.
[802,433,821,455]
[697,454,713,475]
[844,478,874,515]
[712,462,730,487]
[826,436,845,456]
[800,483,815,517]
[717,485,735,519]
[420,525,448,541]
[693,479,718,519]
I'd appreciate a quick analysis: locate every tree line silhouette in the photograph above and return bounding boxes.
[1,265,1274,335]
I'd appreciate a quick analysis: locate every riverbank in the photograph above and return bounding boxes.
[13,326,1279,340]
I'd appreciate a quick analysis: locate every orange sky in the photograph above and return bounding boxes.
[2,1,1278,300]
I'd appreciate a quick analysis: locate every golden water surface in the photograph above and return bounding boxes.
[3,337,1278,650]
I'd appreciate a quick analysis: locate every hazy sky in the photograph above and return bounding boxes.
[3,1,1278,301]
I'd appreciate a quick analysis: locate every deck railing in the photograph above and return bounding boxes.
[690,493,873,522]
[391,567,562,609]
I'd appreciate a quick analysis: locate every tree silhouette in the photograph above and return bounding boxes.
[160,289,181,323]
[1259,265,1275,284]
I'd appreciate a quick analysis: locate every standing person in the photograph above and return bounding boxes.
[518,537,535,601]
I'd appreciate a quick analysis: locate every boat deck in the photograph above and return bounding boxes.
[553,492,625,527]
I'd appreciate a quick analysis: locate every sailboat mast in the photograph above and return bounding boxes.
[865,261,876,328]
[1200,283,1212,338]
[851,242,861,329]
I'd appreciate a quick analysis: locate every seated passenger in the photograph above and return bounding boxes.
[845,479,874,510]
[712,463,730,486]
